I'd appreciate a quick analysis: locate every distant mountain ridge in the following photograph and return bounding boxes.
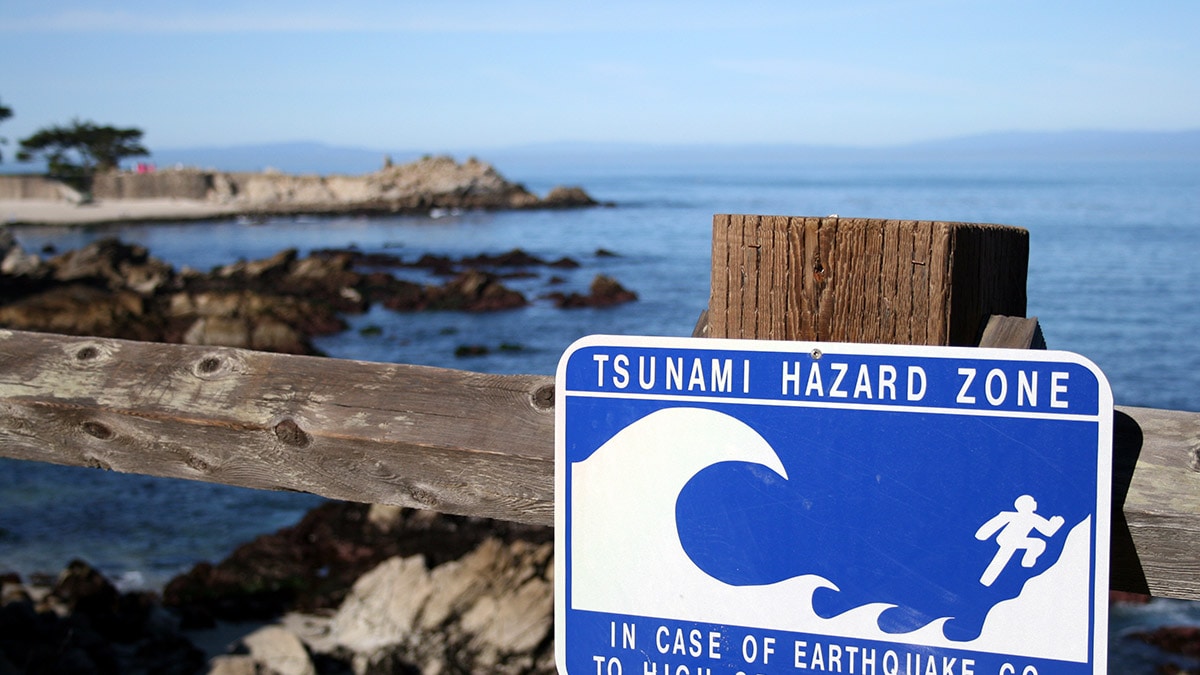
[493,130,1200,164]
[7,130,1194,177]
[897,129,1200,160]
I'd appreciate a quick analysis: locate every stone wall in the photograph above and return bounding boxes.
[0,174,76,200]
[91,169,214,200]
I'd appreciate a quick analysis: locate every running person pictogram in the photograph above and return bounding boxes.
[975,494,1065,587]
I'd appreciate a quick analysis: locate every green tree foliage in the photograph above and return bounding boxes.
[0,98,12,162]
[17,119,148,181]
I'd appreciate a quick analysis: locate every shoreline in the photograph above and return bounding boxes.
[0,195,606,228]
[1,198,244,227]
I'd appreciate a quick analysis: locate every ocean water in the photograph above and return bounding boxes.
[2,157,1199,667]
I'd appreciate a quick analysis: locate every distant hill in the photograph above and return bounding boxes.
[479,130,1200,179]
[490,130,1200,167]
[134,130,1200,175]
[6,131,1195,177]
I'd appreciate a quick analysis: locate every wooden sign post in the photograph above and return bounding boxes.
[706,215,1030,346]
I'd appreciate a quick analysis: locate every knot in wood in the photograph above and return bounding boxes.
[531,384,555,411]
[81,421,114,440]
[185,453,213,473]
[273,419,310,448]
[406,484,439,508]
[75,346,100,361]
[195,356,223,375]
[69,342,112,367]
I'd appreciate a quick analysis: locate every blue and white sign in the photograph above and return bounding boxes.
[555,335,1112,675]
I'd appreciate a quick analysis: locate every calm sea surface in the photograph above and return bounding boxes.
[2,157,1199,668]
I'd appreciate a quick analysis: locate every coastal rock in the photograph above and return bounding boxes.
[1128,626,1200,658]
[162,502,552,624]
[0,284,162,342]
[2,156,601,226]
[237,625,318,675]
[1111,590,1153,605]
[1,245,42,277]
[319,538,554,675]
[4,510,562,674]
[152,503,558,674]
[541,185,598,208]
[166,287,339,355]
[207,655,261,675]
[215,248,298,280]
[371,156,530,208]
[48,238,173,295]
[454,343,491,357]
[0,562,205,675]
[50,559,121,623]
[325,556,433,656]
[1,228,42,277]
[0,235,636,358]
[179,315,312,355]
[431,269,528,311]
[546,273,638,308]
[109,156,593,215]
[320,246,584,276]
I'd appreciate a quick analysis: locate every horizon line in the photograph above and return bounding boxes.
[147,128,1200,154]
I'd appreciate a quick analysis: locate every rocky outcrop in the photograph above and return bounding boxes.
[546,273,638,308]
[161,502,555,675]
[2,504,558,674]
[0,233,636,357]
[81,156,598,217]
[1128,626,1200,659]
[0,562,205,674]
[0,238,339,355]
[162,503,551,624]
[314,538,554,674]
[208,626,316,675]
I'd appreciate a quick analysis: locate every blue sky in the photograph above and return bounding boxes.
[1,1,1197,152]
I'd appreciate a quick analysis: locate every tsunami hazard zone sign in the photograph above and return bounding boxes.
[555,335,1112,675]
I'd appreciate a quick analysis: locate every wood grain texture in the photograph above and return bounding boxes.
[0,329,555,525]
[977,315,1047,349]
[708,215,1028,345]
[1112,405,1200,599]
[947,223,1031,345]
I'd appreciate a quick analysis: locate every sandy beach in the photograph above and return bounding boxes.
[1,198,241,226]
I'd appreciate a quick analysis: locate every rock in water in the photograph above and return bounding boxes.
[323,538,555,674]
[546,274,638,308]
[0,561,205,674]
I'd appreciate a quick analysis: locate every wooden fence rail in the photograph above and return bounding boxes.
[2,215,1199,602]
[0,329,555,525]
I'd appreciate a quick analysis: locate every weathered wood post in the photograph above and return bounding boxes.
[704,215,1030,345]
